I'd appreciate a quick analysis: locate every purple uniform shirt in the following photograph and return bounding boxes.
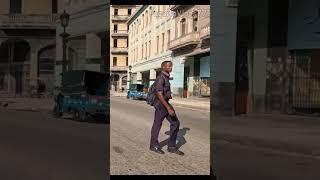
[154,71,172,105]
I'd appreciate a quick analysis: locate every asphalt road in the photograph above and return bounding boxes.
[0,109,109,180]
[110,97,210,175]
[214,139,320,180]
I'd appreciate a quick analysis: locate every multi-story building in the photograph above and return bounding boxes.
[110,5,139,92]
[55,0,108,87]
[128,5,174,90]
[212,0,320,116]
[169,5,210,98]
[0,0,59,96]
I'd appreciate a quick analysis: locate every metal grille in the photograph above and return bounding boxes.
[291,56,320,111]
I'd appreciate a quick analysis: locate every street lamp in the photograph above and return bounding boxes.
[60,10,70,74]
[128,65,132,88]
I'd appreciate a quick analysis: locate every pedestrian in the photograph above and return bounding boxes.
[149,61,184,155]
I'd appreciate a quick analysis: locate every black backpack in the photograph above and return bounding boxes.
[146,83,156,106]
[146,74,165,106]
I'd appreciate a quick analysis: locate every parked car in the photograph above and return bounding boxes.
[127,84,147,100]
[53,70,109,123]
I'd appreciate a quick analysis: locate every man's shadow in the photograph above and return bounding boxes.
[159,127,190,149]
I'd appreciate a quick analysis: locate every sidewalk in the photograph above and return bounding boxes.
[0,97,54,112]
[213,113,320,157]
[170,96,210,111]
[111,92,210,111]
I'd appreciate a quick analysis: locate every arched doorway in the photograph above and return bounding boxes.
[0,39,30,94]
[121,75,127,92]
[110,74,120,92]
[38,45,56,94]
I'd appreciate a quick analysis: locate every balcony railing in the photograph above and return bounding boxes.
[111,30,128,37]
[111,47,128,54]
[0,14,58,28]
[169,32,200,50]
[200,24,210,40]
[112,15,129,21]
[111,66,128,71]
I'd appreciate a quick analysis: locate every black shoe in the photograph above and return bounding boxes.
[167,147,184,156]
[150,146,165,154]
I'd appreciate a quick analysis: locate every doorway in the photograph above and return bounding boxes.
[183,66,190,98]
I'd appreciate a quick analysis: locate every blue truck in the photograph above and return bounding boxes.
[53,70,109,122]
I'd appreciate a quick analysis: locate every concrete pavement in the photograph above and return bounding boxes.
[110,96,210,175]
[0,109,109,180]
[110,92,210,111]
[0,97,54,112]
[214,113,320,157]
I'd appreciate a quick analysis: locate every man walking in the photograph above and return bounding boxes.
[149,61,184,156]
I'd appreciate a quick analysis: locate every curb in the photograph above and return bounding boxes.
[213,132,320,157]
[170,102,210,111]
[1,108,52,112]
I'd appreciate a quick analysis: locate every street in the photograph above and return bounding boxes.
[214,140,320,180]
[0,108,108,180]
[213,114,320,180]
[110,96,210,175]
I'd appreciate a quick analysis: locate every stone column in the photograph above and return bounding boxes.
[211,1,238,116]
[136,71,142,83]
[55,36,63,87]
[29,42,38,87]
[149,69,157,87]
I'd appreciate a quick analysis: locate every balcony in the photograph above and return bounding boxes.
[111,30,128,37]
[111,47,128,54]
[199,24,210,40]
[169,32,200,51]
[170,5,188,11]
[0,14,58,29]
[111,66,128,72]
[112,15,129,21]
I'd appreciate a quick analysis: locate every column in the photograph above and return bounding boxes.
[55,36,63,87]
[86,33,101,72]
[149,69,157,87]
[29,42,38,87]
[171,56,185,97]
[211,1,238,116]
[252,0,269,113]
[136,71,142,83]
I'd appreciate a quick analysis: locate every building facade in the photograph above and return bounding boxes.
[212,0,320,116]
[128,5,173,90]
[55,0,108,87]
[169,5,210,98]
[0,0,58,96]
[110,5,139,92]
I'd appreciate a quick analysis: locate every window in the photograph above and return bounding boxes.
[113,39,118,47]
[126,57,128,66]
[114,24,118,33]
[113,57,117,66]
[145,42,147,58]
[114,9,118,15]
[149,40,151,57]
[10,0,22,14]
[161,33,164,53]
[142,14,144,29]
[141,45,144,59]
[167,30,171,47]
[181,18,186,36]
[156,36,159,54]
[192,11,198,32]
[52,0,58,14]
[146,11,148,26]
[128,9,131,15]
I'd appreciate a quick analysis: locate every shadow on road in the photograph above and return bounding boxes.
[159,127,190,149]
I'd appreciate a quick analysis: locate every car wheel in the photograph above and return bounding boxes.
[73,110,86,122]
